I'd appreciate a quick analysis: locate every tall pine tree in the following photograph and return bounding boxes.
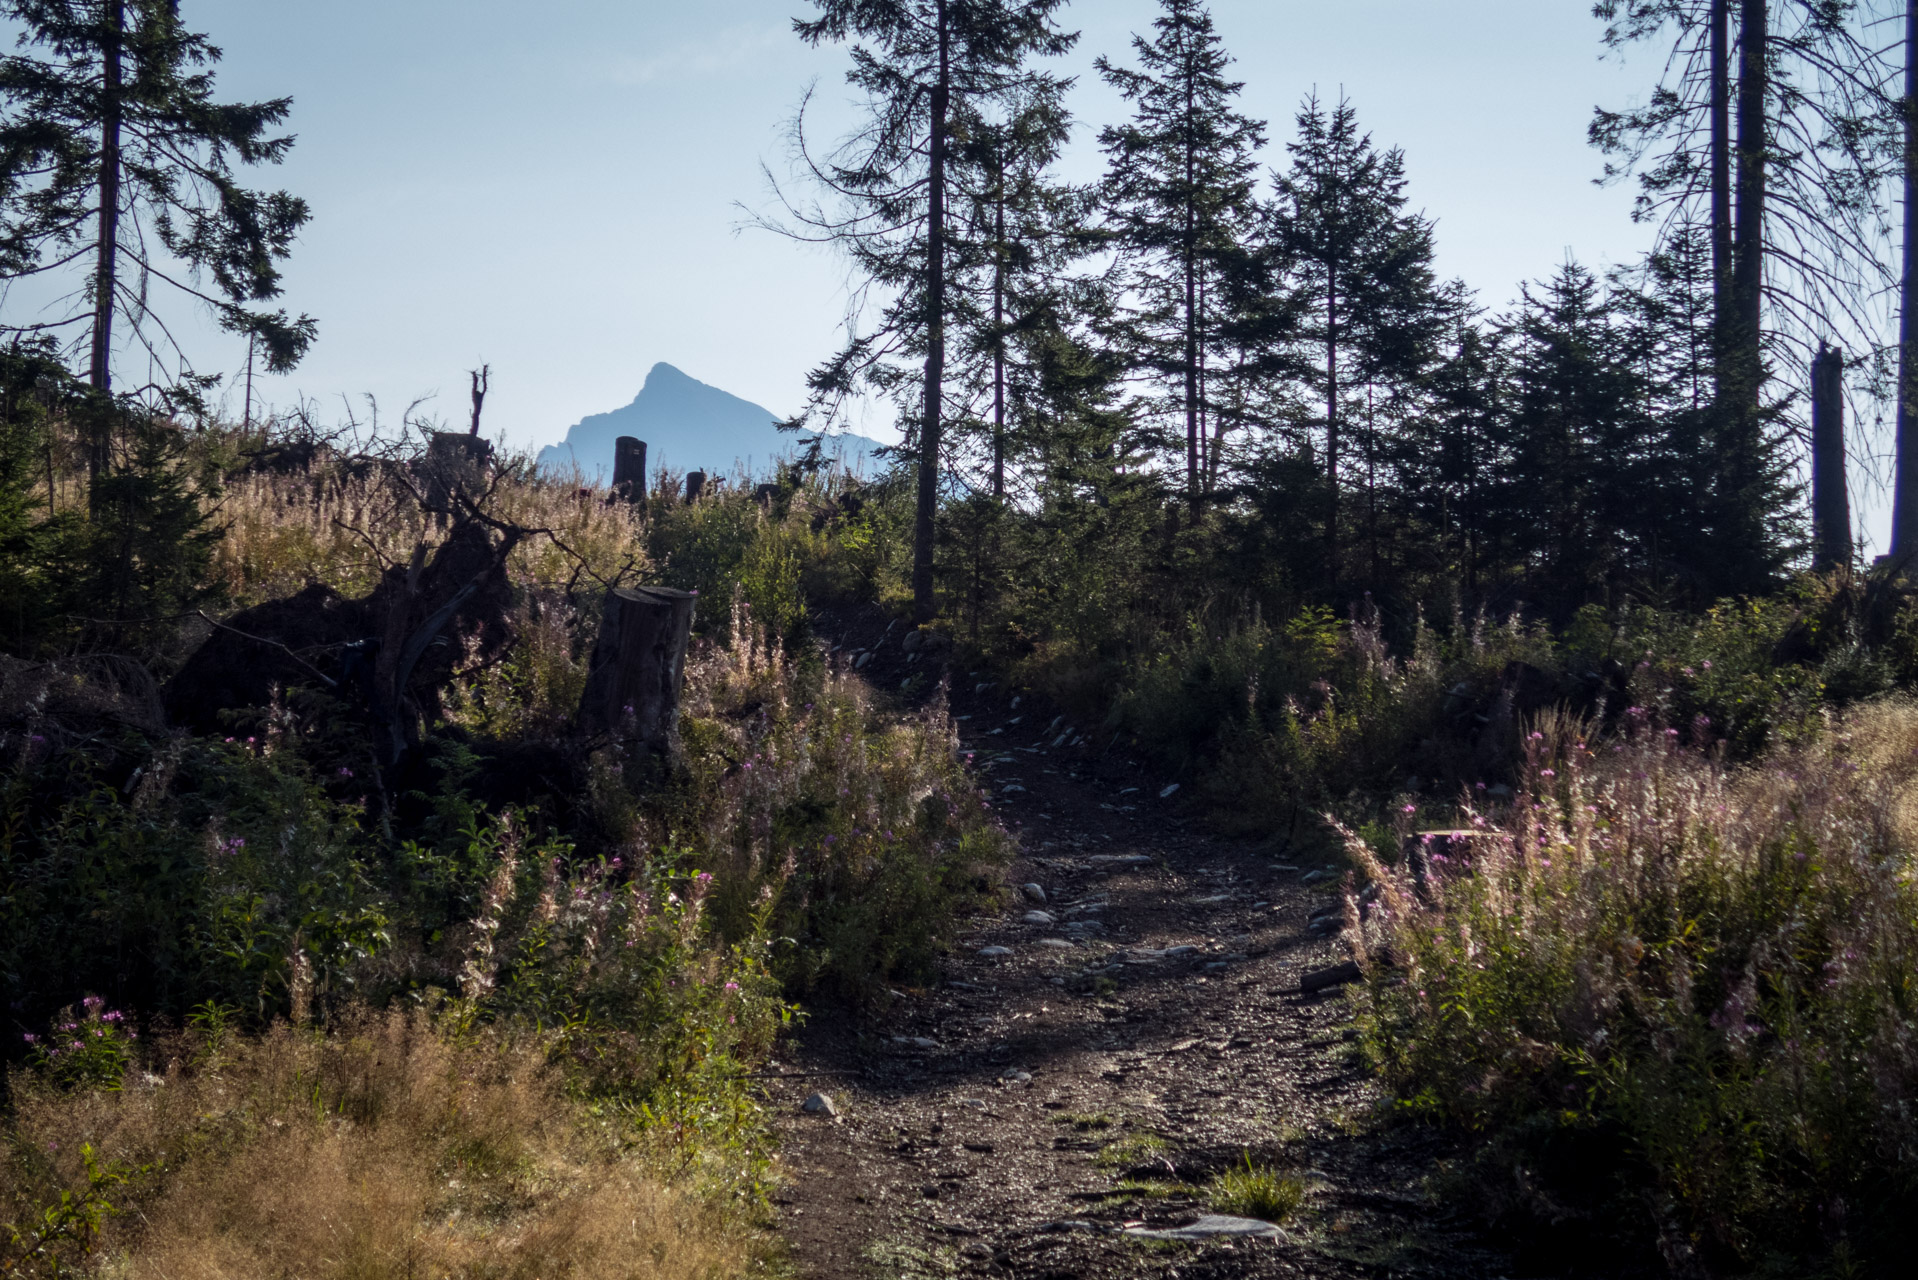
[1095,0,1265,511]
[779,0,1074,623]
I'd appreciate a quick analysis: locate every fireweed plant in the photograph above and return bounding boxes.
[1340,702,1918,1273]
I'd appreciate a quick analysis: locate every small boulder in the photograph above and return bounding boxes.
[1022,910,1056,925]
[801,1092,838,1117]
[1020,883,1048,904]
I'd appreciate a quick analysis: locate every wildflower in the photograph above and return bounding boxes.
[743,761,753,771]
[1529,731,1544,741]
[1476,782,1486,791]
[1702,660,1712,670]
[1541,769,1556,778]
[1402,804,1416,814]
[21,1033,35,1044]
[724,981,741,993]
[337,767,354,778]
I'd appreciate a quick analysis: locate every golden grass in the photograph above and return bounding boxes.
[2,1009,761,1280]
[209,458,652,608]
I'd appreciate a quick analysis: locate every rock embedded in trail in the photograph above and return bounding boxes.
[1124,1214,1286,1241]
[1022,910,1056,925]
[1020,883,1048,904]
[801,1092,838,1117]
[1089,854,1155,868]
[978,945,1014,958]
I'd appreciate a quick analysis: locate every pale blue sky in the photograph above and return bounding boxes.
[165,0,1661,448]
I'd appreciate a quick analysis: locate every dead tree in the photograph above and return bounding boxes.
[577,586,697,757]
[685,471,707,503]
[612,436,647,502]
[1811,344,1851,572]
[469,363,491,435]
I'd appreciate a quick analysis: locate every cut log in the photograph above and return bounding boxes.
[577,586,697,754]
[1811,344,1851,572]
[685,471,707,503]
[612,436,647,503]
[1300,961,1363,994]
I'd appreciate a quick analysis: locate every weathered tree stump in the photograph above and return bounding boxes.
[424,431,492,516]
[577,586,697,754]
[685,471,707,503]
[1811,345,1851,572]
[612,436,647,503]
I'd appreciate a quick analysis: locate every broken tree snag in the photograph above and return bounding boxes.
[685,471,706,504]
[612,436,647,503]
[577,586,698,753]
[1811,344,1851,572]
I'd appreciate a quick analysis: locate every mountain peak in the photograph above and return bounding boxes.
[535,364,878,481]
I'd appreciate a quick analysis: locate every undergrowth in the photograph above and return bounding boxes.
[1343,700,1918,1276]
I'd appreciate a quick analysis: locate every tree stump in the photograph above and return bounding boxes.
[577,586,697,754]
[612,436,647,503]
[423,431,492,516]
[685,471,706,503]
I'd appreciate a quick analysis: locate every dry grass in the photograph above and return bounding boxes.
[209,456,651,607]
[1,1009,761,1280]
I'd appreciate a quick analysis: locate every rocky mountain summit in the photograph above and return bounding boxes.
[535,362,882,481]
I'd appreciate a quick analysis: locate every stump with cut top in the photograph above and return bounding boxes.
[685,471,707,503]
[612,436,647,503]
[577,586,697,755]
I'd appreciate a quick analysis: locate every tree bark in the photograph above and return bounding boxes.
[685,470,707,503]
[86,0,124,510]
[1729,0,1768,414]
[1326,256,1340,592]
[1810,344,1850,572]
[576,586,697,757]
[612,436,647,503]
[992,174,1006,501]
[1893,0,1918,557]
[1183,67,1200,509]
[1710,0,1733,403]
[912,0,950,625]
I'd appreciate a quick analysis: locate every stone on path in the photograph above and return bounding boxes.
[978,945,1014,957]
[1022,910,1056,925]
[1123,1214,1285,1241]
[1037,938,1076,949]
[1020,883,1048,904]
[801,1092,838,1117]
[1089,854,1155,868]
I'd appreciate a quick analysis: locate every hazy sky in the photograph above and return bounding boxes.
[113,0,1660,455]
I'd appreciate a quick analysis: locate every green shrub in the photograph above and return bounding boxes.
[1343,701,1918,1273]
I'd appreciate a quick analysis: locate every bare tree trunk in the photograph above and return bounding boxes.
[1711,0,1733,398]
[468,363,490,435]
[1326,258,1340,593]
[1811,343,1851,572]
[912,0,950,625]
[992,176,1006,501]
[1893,0,1918,558]
[612,436,647,503]
[576,586,697,758]
[1183,89,1200,511]
[87,0,124,510]
[1730,0,1768,415]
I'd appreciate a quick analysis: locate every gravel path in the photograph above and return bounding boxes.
[764,652,1522,1280]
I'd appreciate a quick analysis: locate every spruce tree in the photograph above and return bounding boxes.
[1095,0,1265,511]
[779,0,1074,623]
[1272,95,1457,592]
[0,2,315,402]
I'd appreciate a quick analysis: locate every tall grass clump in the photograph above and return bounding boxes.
[1344,701,1918,1275]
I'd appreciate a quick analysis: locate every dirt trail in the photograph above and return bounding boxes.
[765,659,1520,1280]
